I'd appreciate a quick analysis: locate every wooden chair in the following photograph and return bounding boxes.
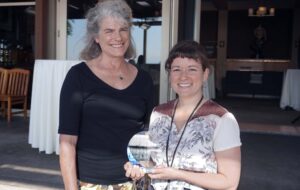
[0,68,30,122]
[0,68,9,117]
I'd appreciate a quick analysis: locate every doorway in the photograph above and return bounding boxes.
[0,1,35,70]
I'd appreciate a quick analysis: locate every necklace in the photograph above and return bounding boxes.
[118,62,127,80]
[166,95,204,168]
[164,96,203,190]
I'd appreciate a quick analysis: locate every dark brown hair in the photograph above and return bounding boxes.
[165,40,209,72]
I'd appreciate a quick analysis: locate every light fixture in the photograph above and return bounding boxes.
[136,1,151,7]
[248,6,275,17]
[68,4,79,10]
[25,6,35,15]
[139,23,150,30]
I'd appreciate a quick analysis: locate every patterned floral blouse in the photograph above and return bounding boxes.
[148,99,241,190]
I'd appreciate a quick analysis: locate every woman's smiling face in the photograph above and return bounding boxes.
[95,16,130,59]
[169,57,209,99]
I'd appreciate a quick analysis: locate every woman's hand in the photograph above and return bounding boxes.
[148,165,181,180]
[124,162,145,181]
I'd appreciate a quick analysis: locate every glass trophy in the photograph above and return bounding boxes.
[127,131,160,173]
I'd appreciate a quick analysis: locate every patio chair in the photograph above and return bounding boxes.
[0,68,30,122]
[0,68,9,117]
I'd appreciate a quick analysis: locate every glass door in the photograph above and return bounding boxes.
[0,1,35,69]
[66,0,97,60]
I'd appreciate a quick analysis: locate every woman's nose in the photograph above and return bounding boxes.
[179,70,188,78]
[113,32,122,40]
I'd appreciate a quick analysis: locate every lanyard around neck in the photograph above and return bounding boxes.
[165,96,204,167]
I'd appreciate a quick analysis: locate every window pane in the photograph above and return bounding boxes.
[131,25,144,63]
[146,26,161,64]
[67,19,86,60]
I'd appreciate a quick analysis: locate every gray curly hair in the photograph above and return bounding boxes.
[80,0,136,60]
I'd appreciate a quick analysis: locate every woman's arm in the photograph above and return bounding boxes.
[59,134,78,190]
[149,146,241,190]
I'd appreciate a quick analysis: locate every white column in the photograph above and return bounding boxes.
[159,0,179,103]
[56,0,67,59]
[193,0,202,42]
[47,0,56,59]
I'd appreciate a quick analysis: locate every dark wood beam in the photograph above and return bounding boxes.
[35,0,48,59]
[211,0,228,10]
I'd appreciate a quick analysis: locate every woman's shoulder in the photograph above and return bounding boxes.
[136,66,152,81]
[132,65,153,88]
[63,62,90,84]
[67,62,90,76]
[70,61,86,70]
[197,99,229,117]
[66,61,85,73]
[153,99,176,116]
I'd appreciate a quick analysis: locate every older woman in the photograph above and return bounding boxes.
[58,0,154,190]
[146,40,241,190]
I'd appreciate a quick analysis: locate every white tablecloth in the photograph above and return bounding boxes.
[280,69,300,111]
[203,65,216,99]
[28,60,80,154]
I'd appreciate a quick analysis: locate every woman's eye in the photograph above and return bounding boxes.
[121,28,129,32]
[104,29,113,34]
[188,68,199,72]
[171,68,180,72]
